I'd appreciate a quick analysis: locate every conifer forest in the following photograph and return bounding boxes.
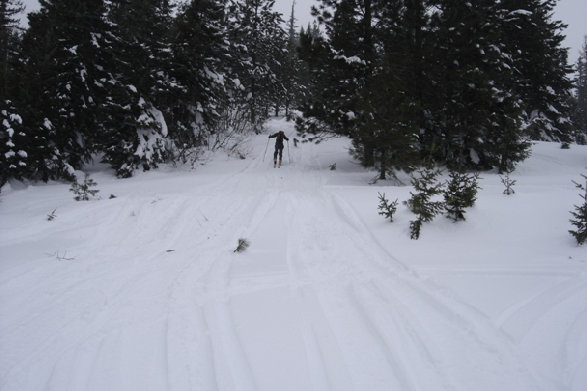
[1,0,586,184]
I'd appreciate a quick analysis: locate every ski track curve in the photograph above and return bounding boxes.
[0,130,560,391]
[283,185,540,391]
[1,151,267,391]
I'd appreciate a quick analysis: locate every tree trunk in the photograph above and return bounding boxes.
[379,148,387,180]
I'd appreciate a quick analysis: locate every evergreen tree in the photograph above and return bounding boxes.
[377,192,398,222]
[499,0,574,143]
[352,69,420,180]
[0,99,25,184]
[108,0,174,105]
[307,0,377,139]
[300,0,571,173]
[569,174,587,245]
[0,0,25,183]
[69,172,100,201]
[13,0,173,179]
[351,0,425,178]
[405,165,445,239]
[279,0,304,118]
[167,0,228,154]
[386,0,431,154]
[424,1,531,171]
[0,0,23,101]
[443,170,480,222]
[573,36,587,144]
[15,0,115,180]
[226,0,286,130]
[295,22,332,136]
[102,0,172,177]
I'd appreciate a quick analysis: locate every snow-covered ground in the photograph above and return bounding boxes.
[1,117,586,391]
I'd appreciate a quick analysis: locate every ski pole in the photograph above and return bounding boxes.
[287,140,291,164]
[263,137,270,162]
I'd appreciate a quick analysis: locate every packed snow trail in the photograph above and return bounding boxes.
[3,118,584,390]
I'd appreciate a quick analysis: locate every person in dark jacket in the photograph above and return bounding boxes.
[268,131,289,167]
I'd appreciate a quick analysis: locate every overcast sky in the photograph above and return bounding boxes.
[20,0,586,63]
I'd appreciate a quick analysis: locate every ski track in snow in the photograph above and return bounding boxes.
[1,119,586,390]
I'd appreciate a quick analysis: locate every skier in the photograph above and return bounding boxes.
[268,131,289,167]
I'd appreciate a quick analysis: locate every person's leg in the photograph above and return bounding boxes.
[278,147,283,166]
[274,148,278,166]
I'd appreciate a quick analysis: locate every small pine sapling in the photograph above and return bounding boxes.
[569,174,587,245]
[377,192,398,222]
[409,219,423,240]
[234,238,250,253]
[47,209,57,221]
[404,166,445,239]
[444,170,480,222]
[70,173,100,201]
[500,170,516,195]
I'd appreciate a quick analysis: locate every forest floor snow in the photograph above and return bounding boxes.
[1,117,586,391]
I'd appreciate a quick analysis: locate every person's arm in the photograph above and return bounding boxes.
[268,133,276,138]
[284,135,289,141]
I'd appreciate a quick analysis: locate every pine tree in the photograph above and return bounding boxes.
[377,192,398,222]
[295,22,332,137]
[108,0,174,105]
[234,238,250,252]
[166,0,228,155]
[299,0,378,142]
[405,165,445,239]
[352,69,420,180]
[279,0,304,118]
[14,0,115,180]
[0,99,25,184]
[500,170,517,195]
[330,0,374,135]
[0,0,24,101]
[102,0,172,177]
[422,1,529,170]
[350,0,425,179]
[569,174,587,245]
[226,0,286,130]
[573,36,587,144]
[69,173,100,201]
[0,0,25,184]
[443,170,480,222]
[499,0,574,143]
[298,0,571,173]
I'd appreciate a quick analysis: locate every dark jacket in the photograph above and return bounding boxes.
[269,132,289,148]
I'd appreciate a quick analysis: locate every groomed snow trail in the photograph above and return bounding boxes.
[0,120,550,390]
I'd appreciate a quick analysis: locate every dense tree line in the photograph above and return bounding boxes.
[296,0,581,179]
[0,0,302,183]
[0,0,583,185]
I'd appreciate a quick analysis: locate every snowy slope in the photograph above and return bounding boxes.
[1,117,586,391]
